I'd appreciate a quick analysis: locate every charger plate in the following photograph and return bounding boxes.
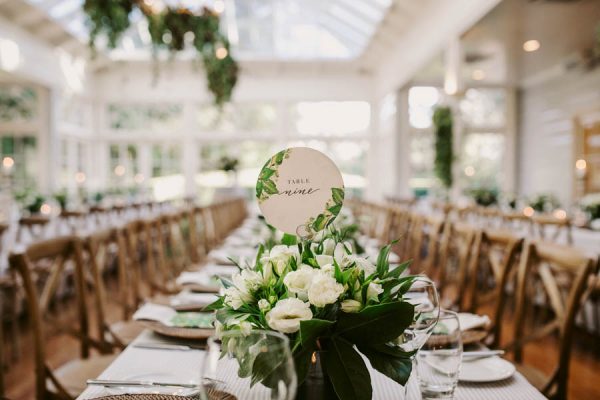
[91,390,236,399]
[142,321,214,340]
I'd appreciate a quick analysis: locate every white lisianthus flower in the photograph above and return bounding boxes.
[333,243,347,263]
[261,245,300,275]
[223,287,251,310]
[341,299,362,313]
[258,299,271,312]
[367,282,383,301]
[316,254,333,267]
[266,298,313,334]
[319,263,335,276]
[343,255,376,276]
[308,272,345,308]
[322,239,336,256]
[239,321,252,335]
[312,230,326,242]
[232,269,262,294]
[283,264,315,300]
[214,320,224,338]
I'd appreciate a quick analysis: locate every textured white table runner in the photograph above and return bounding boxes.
[78,331,546,400]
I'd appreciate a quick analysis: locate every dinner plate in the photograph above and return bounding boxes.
[143,321,214,340]
[105,372,198,396]
[459,357,515,382]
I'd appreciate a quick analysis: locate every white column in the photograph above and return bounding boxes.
[182,103,197,197]
[504,87,517,193]
[395,87,411,197]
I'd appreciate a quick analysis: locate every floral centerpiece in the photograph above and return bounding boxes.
[207,230,416,400]
[580,193,600,229]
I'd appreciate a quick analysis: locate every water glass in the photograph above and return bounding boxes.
[416,310,463,399]
[200,330,297,400]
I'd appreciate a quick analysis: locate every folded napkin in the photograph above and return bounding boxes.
[133,303,214,328]
[458,313,490,331]
[170,291,218,307]
[444,313,490,332]
[176,271,217,286]
[204,264,239,276]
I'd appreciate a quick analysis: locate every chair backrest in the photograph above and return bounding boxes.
[531,215,573,244]
[513,240,595,399]
[467,229,523,347]
[406,214,444,277]
[9,236,89,400]
[120,219,156,319]
[437,222,478,308]
[388,209,411,259]
[84,228,127,351]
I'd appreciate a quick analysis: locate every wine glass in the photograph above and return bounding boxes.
[199,330,297,400]
[398,276,440,397]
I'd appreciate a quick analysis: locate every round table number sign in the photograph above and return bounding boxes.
[256,147,345,236]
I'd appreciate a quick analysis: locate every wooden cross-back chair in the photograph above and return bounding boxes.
[467,229,523,348]
[9,236,116,400]
[373,205,394,244]
[437,222,478,309]
[119,219,157,319]
[84,228,143,350]
[388,209,412,260]
[502,212,534,236]
[190,206,210,263]
[405,214,444,277]
[531,215,573,245]
[511,241,596,400]
[17,215,51,244]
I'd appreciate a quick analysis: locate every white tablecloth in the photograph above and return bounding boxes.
[78,331,546,400]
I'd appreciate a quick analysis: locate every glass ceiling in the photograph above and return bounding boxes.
[26,0,392,60]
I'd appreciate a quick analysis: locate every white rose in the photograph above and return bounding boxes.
[283,264,315,300]
[266,298,313,334]
[319,263,335,276]
[341,299,362,313]
[367,283,383,301]
[308,272,344,308]
[333,243,348,263]
[258,299,271,312]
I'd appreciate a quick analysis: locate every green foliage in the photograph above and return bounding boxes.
[53,190,68,210]
[217,155,239,172]
[83,1,238,106]
[528,193,560,212]
[469,187,498,207]
[433,106,453,189]
[0,86,37,121]
[25,195,45,214]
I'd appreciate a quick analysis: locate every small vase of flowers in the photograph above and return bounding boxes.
[207,229,417,400]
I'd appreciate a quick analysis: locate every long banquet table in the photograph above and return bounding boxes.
[78,330,547,400]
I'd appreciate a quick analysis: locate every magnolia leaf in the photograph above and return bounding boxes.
[357,344,413,386]
[328,204,342,216]
[324,337,372,400]
[299,319,335,347]
[336,301,414,345]
[260,167,275,180]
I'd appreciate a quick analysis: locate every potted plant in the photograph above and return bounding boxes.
[469,188,498,207]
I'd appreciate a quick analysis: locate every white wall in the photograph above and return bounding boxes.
[518,68,600,206]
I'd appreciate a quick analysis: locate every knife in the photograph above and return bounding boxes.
[87,379,198,389]
[132,342,206,351]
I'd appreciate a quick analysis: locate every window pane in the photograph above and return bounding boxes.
[409,86,440,129]
[197,103,277,134]
[0,85,37,122]
[108,103,183,131]
[460,88,506,128]
[290,101,370,136]
[461,132,505,189]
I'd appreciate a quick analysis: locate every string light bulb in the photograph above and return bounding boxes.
[214,0,225,14]
[2,156,14,170]
[216,46,228,60]
[114,165,125,176]
[523,40,540,52]
[523,206,534,217]
[553,209,567,220]
[75,172,86,184]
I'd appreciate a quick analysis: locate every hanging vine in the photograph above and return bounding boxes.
[433,106,453,189]
[83,0,238,106]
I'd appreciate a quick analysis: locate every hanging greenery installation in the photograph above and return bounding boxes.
[433,106,453,189]
[83,0,238,106]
